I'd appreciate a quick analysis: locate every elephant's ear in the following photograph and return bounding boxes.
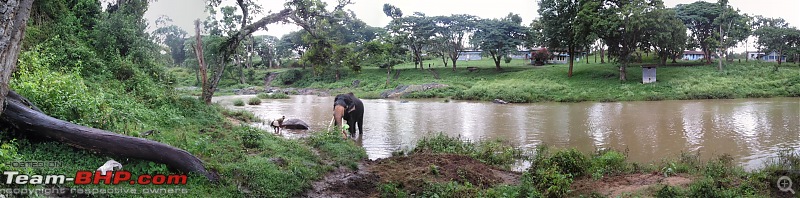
[347,105,356,113]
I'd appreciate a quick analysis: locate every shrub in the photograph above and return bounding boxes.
[247,97,262,105]
[238,127,264,149]
[233,99,245,106]
[549,148,590,177]
[656,185,683,198]
[531,166,572,197]
[221,109,260,122]
[589,150,628,179]
[257,93,290,99]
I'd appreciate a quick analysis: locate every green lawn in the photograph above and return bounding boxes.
[254,57,800,102]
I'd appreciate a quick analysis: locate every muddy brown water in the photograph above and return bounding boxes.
[214,95,799,170]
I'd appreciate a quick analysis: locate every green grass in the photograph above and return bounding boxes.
[380,133,799,197]
[232,99,245,106]
[1,50,368,197]
[247,97,262,105]
[220,107,260,122]
[178,57,799,103]
[257,92,290,99]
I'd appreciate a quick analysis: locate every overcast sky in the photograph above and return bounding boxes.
[144,0,800,52]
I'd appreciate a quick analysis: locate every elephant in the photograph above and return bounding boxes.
[333,92,364,138]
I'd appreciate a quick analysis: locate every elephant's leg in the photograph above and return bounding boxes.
[357,120,363,136]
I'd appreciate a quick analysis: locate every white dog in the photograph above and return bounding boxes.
[96,159,123,176]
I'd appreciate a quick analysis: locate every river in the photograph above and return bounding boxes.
[213,95,799,170]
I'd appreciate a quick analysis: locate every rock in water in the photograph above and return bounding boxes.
[282,118,310,129]
[493,99,509,104]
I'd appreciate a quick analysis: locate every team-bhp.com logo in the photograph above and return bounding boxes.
[3,160,186,185]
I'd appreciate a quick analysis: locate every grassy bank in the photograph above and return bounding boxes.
[372,133,799,197]
[174,57,800,102]
[0,49,367,197]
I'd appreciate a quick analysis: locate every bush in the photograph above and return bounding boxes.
[656,185,683,198]
[274,69,304,85]
[247,97,262,105]
[237,127,264,149]
[221,109,260,122]
[530,166,573,197]
[257,93,290,99]
[233,99,245,106]
[549,148,590,177]
[589,150,628,179]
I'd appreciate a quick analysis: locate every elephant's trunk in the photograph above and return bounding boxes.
[333,105,346,137]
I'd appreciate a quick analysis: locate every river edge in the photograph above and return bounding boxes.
[213,98,800,197]
[220,109,798,197]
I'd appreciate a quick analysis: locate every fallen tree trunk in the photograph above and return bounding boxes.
[1,91,219,182]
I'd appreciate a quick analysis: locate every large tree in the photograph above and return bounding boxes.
[590,0,664,81]
[675,0,748,67]
[0,0,219,182]
[385,6,436,70]
[432,14,478,71]
[538,0,593,77]
[196,0,293,104]
[753,17,799,65]
[471,13,526,70]
[254,35,280,68]
[1,0,34,116]
[152,17,188,65]
[648,8,688,66]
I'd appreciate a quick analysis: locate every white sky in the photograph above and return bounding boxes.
[144,0,800,52]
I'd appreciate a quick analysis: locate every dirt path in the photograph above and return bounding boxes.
[303,154,693,198]
[302,153,520,198]
[571,173,693,197]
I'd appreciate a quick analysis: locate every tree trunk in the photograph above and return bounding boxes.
[778,50,782,65]
[568,47,574,77]
[619,65,627,81]
[385,67,391,87]
[600,47,605,63]
[492,51,502,70]
[0,0,34,115]
[661,56,667,66]
[1,91,219,182]
[193,20,210,104]
[585,47,589,64]
[239,63,245,84]
[450,57,458,72]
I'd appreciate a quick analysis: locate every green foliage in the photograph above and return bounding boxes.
[471,14,527,69]
[419,181,480,197]
[232,99,245,106]
[548,149,590,177]
[380,183,410,198]
[589,150,628,179]
[247,97,262,105]
[0,140,26,173]
[257,92,290,99]
[530,166,573,197]
[221,108,260,122]
[656,185,683,198]
[412,133,523,168]
[10,50,110,127]
[274,69,305,86]
[237,127,264,149]
[306,130,368,169]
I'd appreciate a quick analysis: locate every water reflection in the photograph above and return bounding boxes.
[214,96,800,170]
